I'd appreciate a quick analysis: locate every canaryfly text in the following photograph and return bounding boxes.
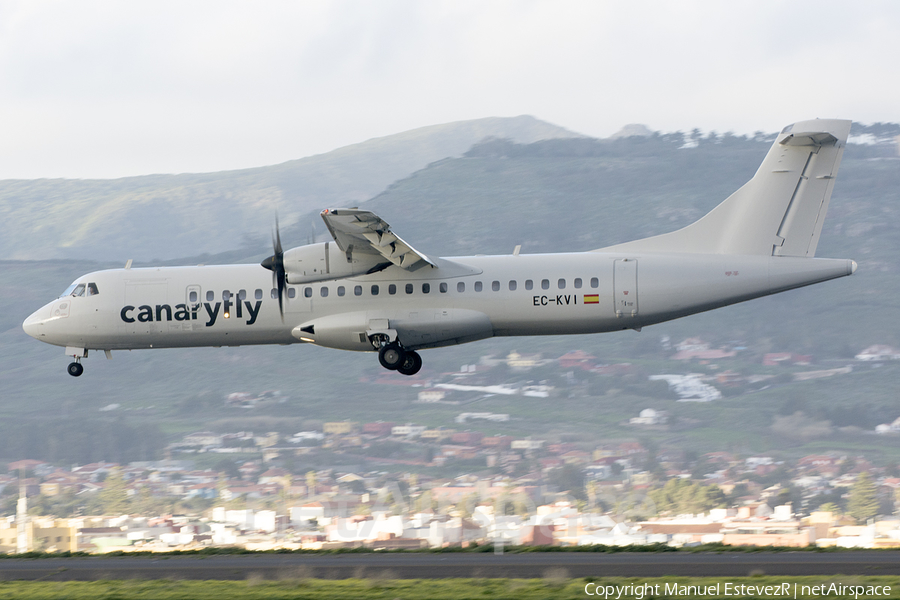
[120,300,263,327]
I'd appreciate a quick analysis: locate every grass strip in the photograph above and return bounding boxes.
[0,576,900,600]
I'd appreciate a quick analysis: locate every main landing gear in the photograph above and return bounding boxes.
[377,342,422,376]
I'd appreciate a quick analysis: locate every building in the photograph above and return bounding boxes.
[182,432,223,447]
[391,424,426,437]
[558,351,597,370]
[323,422,358,435]
[629,408,668,426]
[361,422,395,436]
[511,439,544,451]
[505,351,541,370]
[856,345,900,361]
[417,390,447,403]
[763,353,812,366]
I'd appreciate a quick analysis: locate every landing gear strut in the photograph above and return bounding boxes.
[376,342,422,376]
[67,360,84,377]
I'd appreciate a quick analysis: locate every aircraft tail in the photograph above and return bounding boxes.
[596,119,852,257]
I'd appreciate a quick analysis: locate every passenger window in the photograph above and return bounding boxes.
[541,279,550,290]
[406,283,414,294]
[474,281,483,292]
[354,285,363,296]
[222,290,231,300]
[320,287,328,297]
[238,289,247,300]
[457,282,465,293]
[189,291,198,303]
[509,280,517,291]
[525,280,533,290]
[371,285,379,296]
[422,283,430,294]
[492,281,500,291]
[255,289,263,300]
[87,283,99,296]
[288,288,296,299]
[337,286,345,297]
[440,282,448,293]
[558,279,566,289]
[270,289,278,299]
[208,290,215,301]
[389,284,397,295]
[591,277,599,288]
[574,278,582,289]
[304,287,312,298]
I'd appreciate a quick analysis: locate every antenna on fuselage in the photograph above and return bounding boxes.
[124,259,133,269]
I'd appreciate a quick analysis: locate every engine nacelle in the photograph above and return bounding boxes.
[292,309,493,351]
[283,242,387,284]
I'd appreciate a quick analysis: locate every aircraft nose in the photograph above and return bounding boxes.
[22,308,47,340]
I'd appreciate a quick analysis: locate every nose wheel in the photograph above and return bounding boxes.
[377,342,422,376]
[67,361,84,377]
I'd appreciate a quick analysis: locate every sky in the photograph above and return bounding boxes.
[0,1,897,179]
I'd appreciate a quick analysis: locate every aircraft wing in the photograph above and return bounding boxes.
[319,208,435,269]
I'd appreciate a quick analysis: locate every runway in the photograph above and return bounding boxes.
[0,551,898,581]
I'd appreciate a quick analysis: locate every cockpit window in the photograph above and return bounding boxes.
[60,282,97,298]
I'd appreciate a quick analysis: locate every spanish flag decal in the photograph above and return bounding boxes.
[583,294,600,304]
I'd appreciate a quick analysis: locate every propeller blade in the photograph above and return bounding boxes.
[260,216,286,320]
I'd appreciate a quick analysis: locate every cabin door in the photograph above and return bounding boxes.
[613,259,638,317]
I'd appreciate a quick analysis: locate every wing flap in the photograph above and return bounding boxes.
[321,208,434,269]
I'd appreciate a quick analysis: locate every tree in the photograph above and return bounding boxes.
[649,478,727,516]
[97,468,129,515]
[306,471,316,499]
[816,502,842,515]
[847,472,879,524]
[547,464,587,501]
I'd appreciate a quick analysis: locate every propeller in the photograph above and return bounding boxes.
[260,217,286,319]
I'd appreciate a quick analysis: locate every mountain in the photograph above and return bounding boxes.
[4,124,900,466]
[0,115,584,262]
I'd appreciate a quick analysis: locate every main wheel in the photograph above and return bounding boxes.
[378,343,406,370]
[67,362,84,377]
[397,351,422,376]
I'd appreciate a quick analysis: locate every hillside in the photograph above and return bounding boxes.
[0,115,583,262]
[351,131,900,356]
[3,125,900,466]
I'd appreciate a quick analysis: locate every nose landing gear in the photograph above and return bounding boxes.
[67,360,84,377]
[64,347,87,377]
[376,342,422,376]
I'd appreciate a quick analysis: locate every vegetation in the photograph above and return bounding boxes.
[847,472,880,524]
[649,478,727,516]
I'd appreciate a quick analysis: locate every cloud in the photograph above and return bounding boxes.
[0,0,897,178]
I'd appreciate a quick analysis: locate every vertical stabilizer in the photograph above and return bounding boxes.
[596,119,851,256]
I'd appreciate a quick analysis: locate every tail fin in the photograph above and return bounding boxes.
[596,119,851,257]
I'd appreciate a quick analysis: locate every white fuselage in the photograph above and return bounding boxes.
[23,251,855,355]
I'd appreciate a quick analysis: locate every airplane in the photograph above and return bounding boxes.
[23,119,857,377]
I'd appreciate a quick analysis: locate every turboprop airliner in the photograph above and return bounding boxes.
[23,119,857,377]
